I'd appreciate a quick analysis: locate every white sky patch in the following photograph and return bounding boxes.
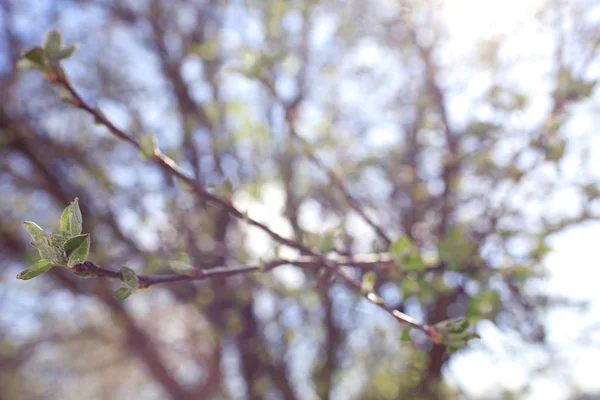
[444,0,544,41]
[233,183,306,289]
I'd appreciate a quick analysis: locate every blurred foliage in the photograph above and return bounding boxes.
[0,0,599,399]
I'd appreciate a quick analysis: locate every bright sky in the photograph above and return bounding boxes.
[442,0,600,398]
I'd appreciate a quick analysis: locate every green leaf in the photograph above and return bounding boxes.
[139,133,158,160]
[23,47,46,66]
[42,30,63,60]
[63,234,90,267]
[119,266,139,289]
[404,254,426,272]
[17,58,50,73]
[391,236,411,259]
[34,236,66,265]
[437,227,476,270]
[176,252,191,264]
[319,233,336,253]
[168,261,196,277]
[60,198,83,236]
[400,328,412,342]
[22,221,45,242]
[49,232,70,248]
[436,318,470,334]
[56,44,78,60]
[16,259,54,280]
[361,272,376,293]
[114,287,133,300]
[544,137,566,162]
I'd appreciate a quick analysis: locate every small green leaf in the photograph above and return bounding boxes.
[391,236,411,259]
[16,259,54,280]
[404,254,426,272]
[42,30,63,60]
[168,261,196,277]
[319,233,336,253]
[63,234,90,267]
[22,221,45,242]
[437,318,470,334]
[114,287,133,300]
[56,44,78,60]
[400,328,412,342]
[544,137,567,162]
[119,266,139,289]
[17,58,51,73]
[139,133,158,160]
[23,47,46,66]
[34,237,66,265]
[49,232,70,248]
[60,198,83,236]
[176,252,191,264]
[361,271,376,293]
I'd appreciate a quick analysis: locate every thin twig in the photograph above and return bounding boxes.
[55,70,313,256]
[260,77,393,248]
[47,65,437,339]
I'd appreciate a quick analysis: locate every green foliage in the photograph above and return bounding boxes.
[400,328,412,342]
[22,221,45,242]
[464,121,501,137]
[63,234,91,267]
[114,267,139,300]
[553,67,597,103]
[319,232,336,253]
[114,287,133,300]
[16,259,54,280]
[17,30,78,73]
[119,266,139,289]
[437,227,477,270]
[18,198,91,280]
[17,48,51,73]
[391,236,426,272]
[361,271,377,293]
[542,137,567,161]
[60,198,83,236]
[33,236,66,265]
[432,318,480,353]
[42,30,64,61]
[467,290,501,320]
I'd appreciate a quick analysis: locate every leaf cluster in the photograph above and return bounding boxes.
[17,198,90,280]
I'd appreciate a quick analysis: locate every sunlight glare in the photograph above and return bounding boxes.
[443,0,544,41]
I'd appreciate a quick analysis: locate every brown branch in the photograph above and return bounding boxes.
[44,63,438,340]
[70,259,293,288]
[52,69,313,256]
[66,251,440,337]
[70,252,483,289]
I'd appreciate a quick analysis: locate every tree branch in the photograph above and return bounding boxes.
[260,77,393,248]
[45,64,438,340]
